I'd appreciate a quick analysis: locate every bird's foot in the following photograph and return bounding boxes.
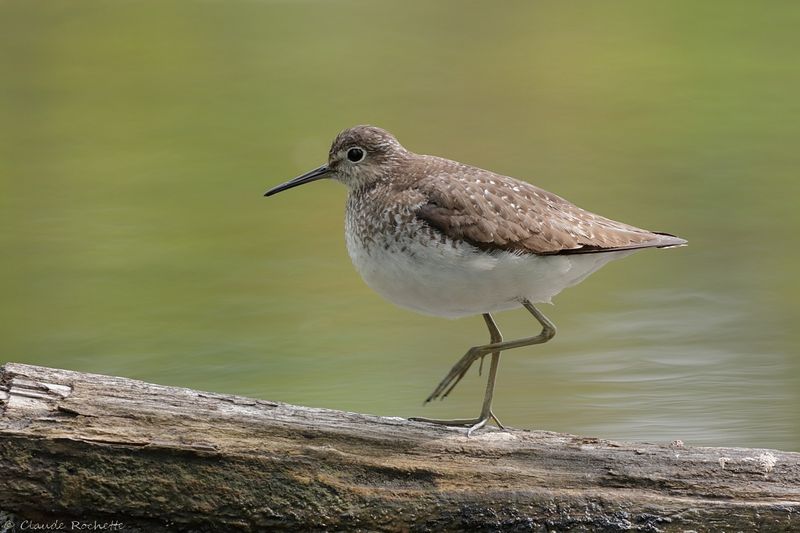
[423,347,486,403]
[410,410,505,436]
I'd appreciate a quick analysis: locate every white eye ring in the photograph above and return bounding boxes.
[346,147,366,163]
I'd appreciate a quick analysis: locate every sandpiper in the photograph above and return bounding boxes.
[265,125,686,434]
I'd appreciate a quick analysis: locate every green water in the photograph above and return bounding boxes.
[1,2,798,451]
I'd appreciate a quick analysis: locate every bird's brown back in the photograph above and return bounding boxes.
[401,154,685,255]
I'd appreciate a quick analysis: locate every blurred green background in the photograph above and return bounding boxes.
[1,1,798,450]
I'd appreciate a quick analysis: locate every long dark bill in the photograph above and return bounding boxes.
[264,164,330,196]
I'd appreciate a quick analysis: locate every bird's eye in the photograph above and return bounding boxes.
[347,147,365,163]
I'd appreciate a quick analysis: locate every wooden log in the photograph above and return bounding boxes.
[0,362,798,532]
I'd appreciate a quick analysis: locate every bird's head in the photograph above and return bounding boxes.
[265,125,408,197]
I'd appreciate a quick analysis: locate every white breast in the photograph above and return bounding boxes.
[344,217,634,319]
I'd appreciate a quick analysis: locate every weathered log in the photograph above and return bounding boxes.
[0,362,798,532]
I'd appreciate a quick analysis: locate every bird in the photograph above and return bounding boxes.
[265,125,686,434]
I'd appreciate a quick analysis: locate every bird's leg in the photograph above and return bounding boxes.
[467,314,504,435]
[410,300,556,434]
[410,313,502,431]
[426,301,555,404]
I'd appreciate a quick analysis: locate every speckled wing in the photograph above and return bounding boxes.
[413,158,686,255]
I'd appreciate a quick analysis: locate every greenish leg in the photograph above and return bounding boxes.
[410,300,556,435]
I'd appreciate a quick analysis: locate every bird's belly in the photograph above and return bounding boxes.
[345,231,634,319]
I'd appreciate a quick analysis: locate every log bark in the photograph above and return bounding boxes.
[0,362,798,532]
